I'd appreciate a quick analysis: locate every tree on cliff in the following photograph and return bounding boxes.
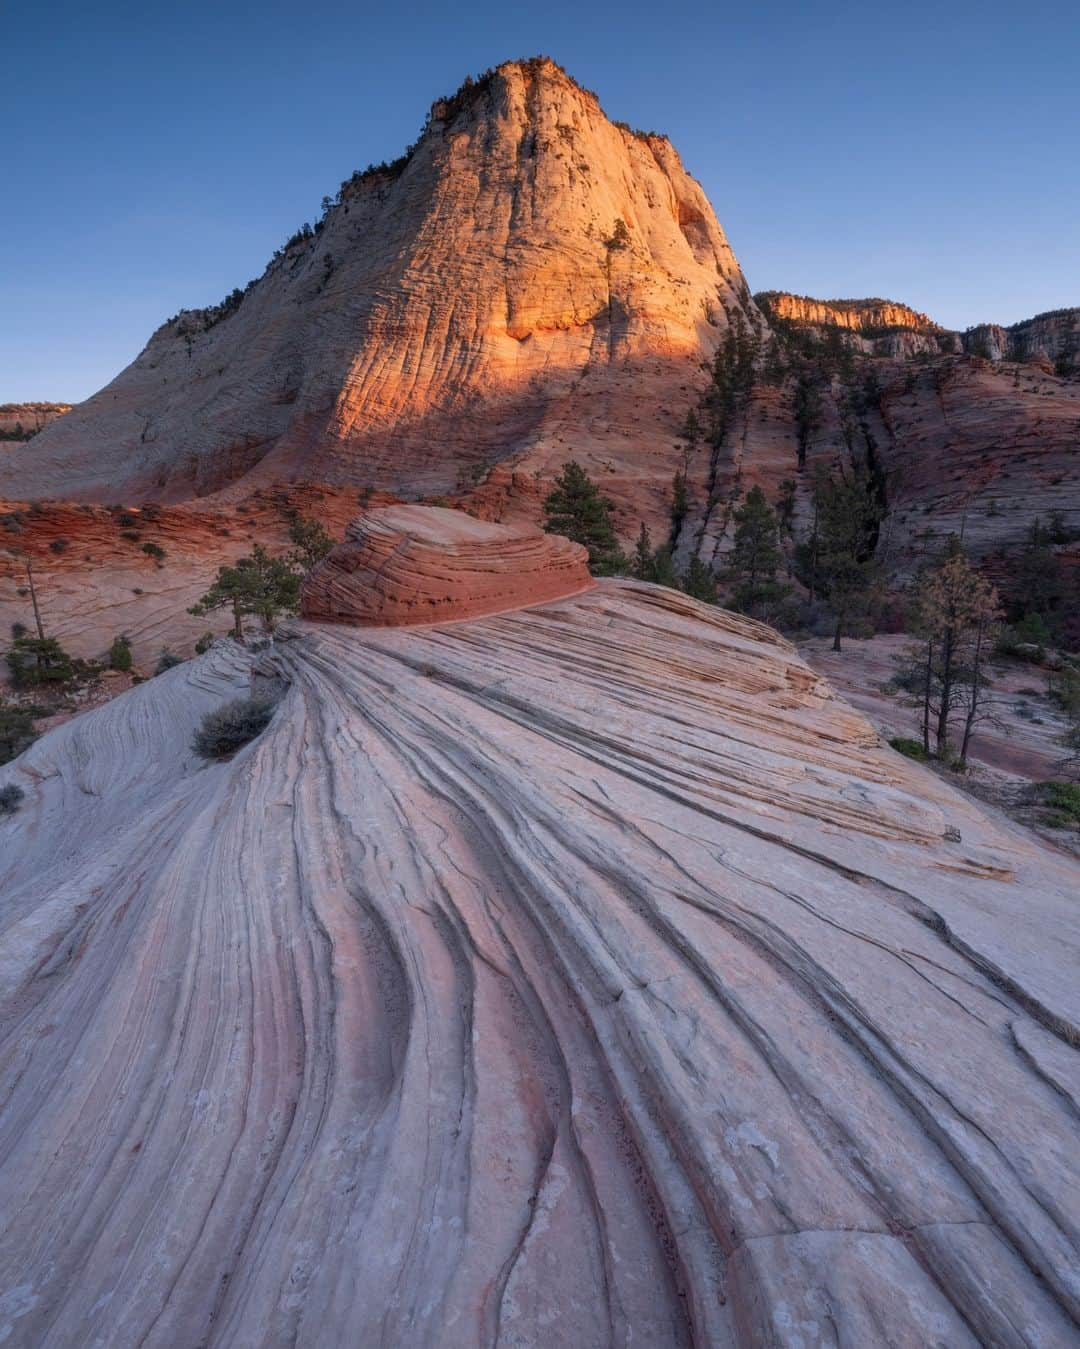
[797,462,883,651]
[726,486,789,620]
[287,515,335,573]
[543,461,627,575]
[189,547,301,642]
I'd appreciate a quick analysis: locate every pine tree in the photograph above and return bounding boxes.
[5,635,74,689]
[543,461,627,575]
[189,546,301,641]
[727,486,789,619]
[682,555,716,603]
[670,470,690,547]
[798,462,883,651]
[287,515,335,572]
[632,523,655,581]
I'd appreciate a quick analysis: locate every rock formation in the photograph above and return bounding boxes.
[755,292,942,336]
[0,401,72,441]
[0,58,755,512]
[300,505,592,625]
[0,507,1077,1345]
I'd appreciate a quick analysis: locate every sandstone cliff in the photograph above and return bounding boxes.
[755,291,941,335]
[1,512,1077,1344]
[0,401,73,440]
[0,58,756,513]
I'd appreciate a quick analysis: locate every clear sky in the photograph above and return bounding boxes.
[3,0,1077,402]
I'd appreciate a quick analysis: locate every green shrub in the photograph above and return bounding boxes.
[194,631,216,654]
[108,635,133,672]
[890,736,930,761]
[155,649,183,674]
[0,700,38,764]
[0,783,25,816]
[5,636,75,688]
[1041,780,1080,826]
[142,541,166,562]
[192,695,277,759]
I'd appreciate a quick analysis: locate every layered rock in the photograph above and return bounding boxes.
[964,308,1080,369]
[1,560,1078,1345]
[300,505,592,625]
[755,291,941,335]
[0,401,72,441]
[0,58,755,513]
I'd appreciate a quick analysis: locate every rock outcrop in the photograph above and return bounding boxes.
[0,58,756,512]
[0,401,72,441]
[0,515,1077,1344]
[755,291,942,336]
[300,505,592,625]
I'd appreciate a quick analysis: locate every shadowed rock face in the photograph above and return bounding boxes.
[1,561,1077,1344]
[300,505,593,625]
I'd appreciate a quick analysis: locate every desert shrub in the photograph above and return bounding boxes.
[121,529,142,542]
[108,635,133,672]
[0,783,25,816]
[890,736,930,761]
[192,695,277,759]
[116,510,138,527]
[142,541,166,561]
[155,649,183,674]
[49,537,70,554]
[194,631,216,654]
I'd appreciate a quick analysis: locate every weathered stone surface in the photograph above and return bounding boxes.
[0,58,755,510]
[301,505,593,625]
[0,579,1077,1346]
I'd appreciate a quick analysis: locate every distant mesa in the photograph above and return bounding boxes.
[0,402,73,443]
[300,504,594,626]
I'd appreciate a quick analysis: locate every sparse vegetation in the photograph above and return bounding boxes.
[5,635,75,689]
[192,695,278,760]
[889,736,930,762]
[0,699,39,764]
[188,546,301,640]
[543,461,627,575]
[0,783,25,816]
[108,634,133,672]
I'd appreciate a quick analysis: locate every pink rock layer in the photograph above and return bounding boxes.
[300,504,594,626]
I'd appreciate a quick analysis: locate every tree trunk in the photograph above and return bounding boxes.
[935,630,955,756]
[232,599,244,643]
[26,558,45,640]
[959,622,987,766]
[832,616,842,652]
[921,639,933,754]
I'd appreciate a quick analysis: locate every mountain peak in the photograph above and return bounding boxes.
[2,60,752,511]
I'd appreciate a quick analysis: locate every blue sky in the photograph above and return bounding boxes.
[3,0,1077,401]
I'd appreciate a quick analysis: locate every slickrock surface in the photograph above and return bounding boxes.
[1,577,1077,1346]
[301,505,592,625]
[0,58,755,512]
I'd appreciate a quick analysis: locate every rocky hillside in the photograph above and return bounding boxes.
[0,58,755,512]
[1,507,1077,1345]
[676,293,1080,584]
[0,401,72,441]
